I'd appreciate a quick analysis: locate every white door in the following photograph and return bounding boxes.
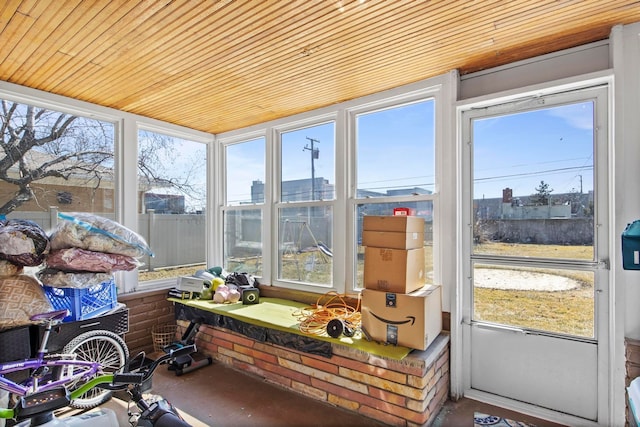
[461,85,609,424]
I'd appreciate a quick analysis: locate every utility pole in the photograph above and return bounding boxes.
[304,137,320,200]
[578,174,583,194]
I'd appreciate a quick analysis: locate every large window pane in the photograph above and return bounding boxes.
[356,100,435,196]
[137,130,207,282]
[224,209,262,276]
[278,206,333,286]
[0,99,115,222]
[472,102,594,260]
[281,123,335,202]
[356,202,433,288]
[226,138,265,205]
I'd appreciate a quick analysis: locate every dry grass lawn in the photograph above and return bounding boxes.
[473,242,595,338]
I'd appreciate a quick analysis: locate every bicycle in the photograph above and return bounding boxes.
[0,345,196,427]
[0,308,129,411]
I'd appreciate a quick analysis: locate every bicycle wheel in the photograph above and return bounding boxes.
[61,329,129,409]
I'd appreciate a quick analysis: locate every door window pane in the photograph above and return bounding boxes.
[226,138,265,205]
[137,130,207,282]
[356,100,435,196]
[472,102,594,260]
[281,123,335,202]
[469,97,600,340]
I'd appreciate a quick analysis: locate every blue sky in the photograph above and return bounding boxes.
[224,99,593,205]
[473,101,594,200]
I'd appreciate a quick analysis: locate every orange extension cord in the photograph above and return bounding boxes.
[293,291,362,336]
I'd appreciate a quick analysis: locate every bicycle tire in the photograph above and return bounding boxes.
[61,329,129,409]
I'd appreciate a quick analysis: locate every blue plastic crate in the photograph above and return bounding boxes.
[43,279,117,322]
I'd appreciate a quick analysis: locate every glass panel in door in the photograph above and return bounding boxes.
[471,101,596,338]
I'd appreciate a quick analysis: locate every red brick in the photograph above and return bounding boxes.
[368,386,407,407]
[233,343,279,364]
[263,370,293,389]
[332,354,408,383]
[315,375,428,426]
[300,354,339,375]
[210,329,255,348]
[310,377,391,411]
[253,341,304,363]
[436,348,449,371]
[212,337,234,351]
[328,393,360,411]
[255,358,312,385]
[291,380,328,401]
[359,405,406,427]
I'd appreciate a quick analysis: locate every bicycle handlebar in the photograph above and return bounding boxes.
[84,344,197,394]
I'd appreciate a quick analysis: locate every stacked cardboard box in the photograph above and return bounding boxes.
[361,215,442,351]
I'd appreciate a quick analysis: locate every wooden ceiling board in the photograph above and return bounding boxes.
[124,1,336,99]
[121,1,478,115]
[65,1,265,107]
[187,2,517,104]
[103,1,303,108]
[1,1,639,134]
[45,1,165,85]
[4,1,85,78]
[6,1,130,86]
[124,1,616,130]
[124,0,568,114]
[39,1,174,92]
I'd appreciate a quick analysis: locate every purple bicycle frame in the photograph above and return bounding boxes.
[0,309,102,396]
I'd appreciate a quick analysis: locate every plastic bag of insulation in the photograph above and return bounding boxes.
[45,248,140,273]
[0,219,50,266]
[49,212,153,258]
[37,269,113,289]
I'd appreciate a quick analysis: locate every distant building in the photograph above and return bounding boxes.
[143,192,185,214]
[474,187,593,220]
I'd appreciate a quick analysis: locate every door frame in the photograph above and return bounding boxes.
[451,71,615,427]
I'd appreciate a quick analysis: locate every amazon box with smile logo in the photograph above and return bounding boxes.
[361,284,442,351]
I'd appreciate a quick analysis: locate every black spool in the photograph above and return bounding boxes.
[326,319,355,338]
[326,319,344,338]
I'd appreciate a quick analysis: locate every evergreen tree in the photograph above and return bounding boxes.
[530,180,553,205]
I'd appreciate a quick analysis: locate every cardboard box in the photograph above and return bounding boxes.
[361,284,442,351]
[362,229,424,249]
[363,247,425,293]
[363,215,424,233]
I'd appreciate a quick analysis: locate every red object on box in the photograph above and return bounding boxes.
[393,207,414,216]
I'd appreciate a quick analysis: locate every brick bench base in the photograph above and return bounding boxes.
[183,319,450,427]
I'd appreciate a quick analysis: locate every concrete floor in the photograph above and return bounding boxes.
[84,356,567,427]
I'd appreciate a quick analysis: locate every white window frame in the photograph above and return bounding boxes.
[218,132,268,280]
[133,122,213,291]
[215,72,457,295]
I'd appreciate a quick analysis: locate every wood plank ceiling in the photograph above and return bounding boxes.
[1,0,639,135]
